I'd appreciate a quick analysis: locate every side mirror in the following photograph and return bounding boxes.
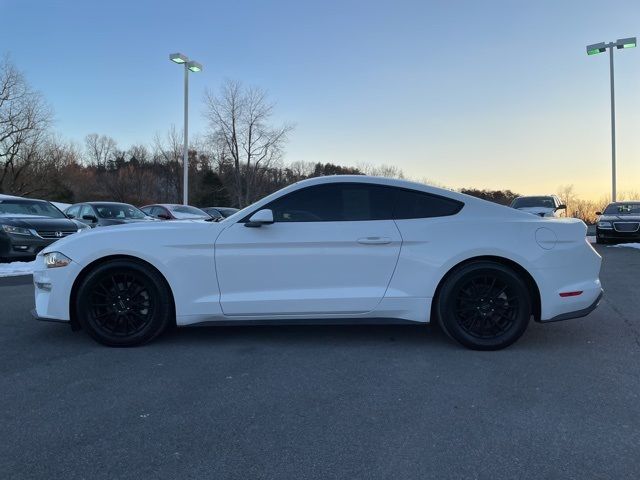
[82,215,97,223]
[245,209,274,227]
[595,211,602,216]
[157,214,171,220]
[556,204,567,211]
[66,213,75,219]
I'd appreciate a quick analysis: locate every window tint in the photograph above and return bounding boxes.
[66,206,80,218]
[265,184,393,222]
[80,205,94,218]
[511,196,555,209]
[393,189,463,219]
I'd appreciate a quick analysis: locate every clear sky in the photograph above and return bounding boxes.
[1,0,639,199]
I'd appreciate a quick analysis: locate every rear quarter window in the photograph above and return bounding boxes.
[393,189,463,219]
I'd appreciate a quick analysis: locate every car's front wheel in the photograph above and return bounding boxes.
[76,259,173,347]
[436,261,532,350]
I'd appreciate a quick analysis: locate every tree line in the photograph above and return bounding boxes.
[1,55,621,223]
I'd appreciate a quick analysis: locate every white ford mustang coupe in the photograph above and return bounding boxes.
[32,176,603,350]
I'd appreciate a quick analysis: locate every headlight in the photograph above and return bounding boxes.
[1,225,32,236]
[44,251,72,268]
[597,221,613,229]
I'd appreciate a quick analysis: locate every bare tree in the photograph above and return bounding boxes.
[204,80,292,207]
[152,125,184,202]
[557,184,577,217]
[0,56,52,194]
[84,133,117,168]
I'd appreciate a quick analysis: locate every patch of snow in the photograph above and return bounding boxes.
[0,260,35,277]
[611,243,640,250]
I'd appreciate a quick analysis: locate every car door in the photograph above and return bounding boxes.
[214,183,402,316]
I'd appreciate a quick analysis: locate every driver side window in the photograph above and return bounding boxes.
[265,183,392,222]
[80,205,95,219]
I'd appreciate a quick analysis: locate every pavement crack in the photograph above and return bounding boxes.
[604,297,640,348]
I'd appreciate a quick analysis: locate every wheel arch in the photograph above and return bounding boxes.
[69,254,176,330]
[430,255,542,324]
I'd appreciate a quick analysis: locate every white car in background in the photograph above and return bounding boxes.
[32,176,602,350]
[511,195,566,218]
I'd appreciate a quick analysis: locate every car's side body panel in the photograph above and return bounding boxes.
[215,220,402,316]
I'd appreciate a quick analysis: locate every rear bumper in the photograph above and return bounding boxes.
[542,289,603,323]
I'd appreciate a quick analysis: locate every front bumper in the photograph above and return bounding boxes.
[33,255,82,323]
[596,228,640,242]
[31,309,69,324]
[0,235,53,260]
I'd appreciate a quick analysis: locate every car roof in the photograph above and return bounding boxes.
[0,195,50,203]
[514,195,556,199]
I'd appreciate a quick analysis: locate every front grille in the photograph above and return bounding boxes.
[613,222,640,233]
[36,230,77,239]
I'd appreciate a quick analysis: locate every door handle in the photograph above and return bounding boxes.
[357,237,392,245]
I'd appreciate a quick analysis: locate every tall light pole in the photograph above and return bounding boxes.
[169,53,203,205]
[586,37,636,202]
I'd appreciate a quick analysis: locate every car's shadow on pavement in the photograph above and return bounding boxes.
[150,319,594,352]
[157,322,450,348]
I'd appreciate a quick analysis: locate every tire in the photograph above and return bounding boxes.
[76,259,173,347]
[436,261,531,350]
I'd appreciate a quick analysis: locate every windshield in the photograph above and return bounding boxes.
[94,203,148,219]
[218,207,239,217]
[0,199,66,218]
[603,203,640,215]
[169,205,210,219]
[511,197,555,209]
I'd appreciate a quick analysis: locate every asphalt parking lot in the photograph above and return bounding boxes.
[1,245,639,480]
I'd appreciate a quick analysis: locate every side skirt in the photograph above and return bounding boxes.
[185,317,424,327]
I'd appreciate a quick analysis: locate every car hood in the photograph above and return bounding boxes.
[516,207,556,217]
[98,218,157,226]
[599,215,640,222]
[42,218,224,259]
[0,216,79,231]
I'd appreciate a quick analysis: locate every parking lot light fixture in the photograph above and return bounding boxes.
[586,36,636,202]
[616,37,636,49]
[187,61,202,73]
[169,53,188,64]
[169,52,203,205]
[586,42,606,55]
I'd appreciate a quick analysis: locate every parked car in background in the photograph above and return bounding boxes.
[34,176,602,350]
[595,202,640,244]
[0,195,87,262]
[141,204,212,221]
[510,195,566,218]
[201,206,239,219]
[66,202,155,228]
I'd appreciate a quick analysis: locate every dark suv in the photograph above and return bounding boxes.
[595,202,640,244]
[0,195,86,262]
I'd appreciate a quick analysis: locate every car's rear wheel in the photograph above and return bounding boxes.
[76,259,172,347]
[436,261,531,350]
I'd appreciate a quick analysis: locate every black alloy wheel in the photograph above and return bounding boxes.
[437,261,531,350]
[76,259,172,346]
